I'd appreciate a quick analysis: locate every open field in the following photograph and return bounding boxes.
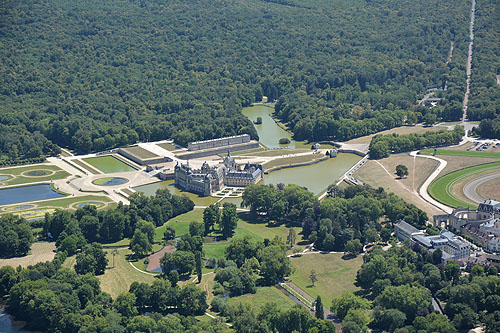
[449,168,500,205]
[429,162,500,209]
[354,153,443,216]
[64,248,157,298]
[477,177,500,200]
[289,253,363,307]
[83,156,136,174]
[344,125,446,145]
[156,209,305,259]
[157,142,179,152]
[120,146,158,159]
[262,154,325,170]
[0,164,70,186]
[154,209,205,242]
[98,248,156,298]
[227,286,295,312]
[0,242,56,268]
[72,159,100,174]
[421,149,500,158]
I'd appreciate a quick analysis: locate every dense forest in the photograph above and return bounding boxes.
[1,0,472,158]
[241,184,428,252]
[369,126,464,159]
[467,0,500,138]
[42,189,193,263]
[0,215,33,258]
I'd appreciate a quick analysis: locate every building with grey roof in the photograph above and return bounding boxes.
[412,230,470,264]
[174,151,263,196]
[394,220,424,243]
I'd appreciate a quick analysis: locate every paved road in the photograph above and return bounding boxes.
[410,151,453,214]
[463,173,500,203]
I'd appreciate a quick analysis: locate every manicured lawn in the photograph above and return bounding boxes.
[122,188,134,196]
[0,164,70,186]
[157,142,180,151]
[229,147,267,156]
[92,177,128,186]
[227,286,295,312]
[421,149,500,159]
[155,209,205,242]
[0,164,62,176]
[262,154,325,170]
[289,253,364,307]
[83,155,136,174]
[72,159,101,174]
[120,146,158,159]
[35,195,113,208]
[428,162,500,209]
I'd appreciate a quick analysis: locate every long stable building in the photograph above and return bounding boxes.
[174,152,263,196]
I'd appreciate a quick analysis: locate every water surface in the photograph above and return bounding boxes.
[264,153,361,195]
[242,105,295,149]
[0,184,65,206]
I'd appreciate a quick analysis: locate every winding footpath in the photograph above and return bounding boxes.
[410,151,453,214]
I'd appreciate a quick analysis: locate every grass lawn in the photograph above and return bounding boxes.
[428,162,500,209]
[0,242,56,268]
[35,195,112,208]
[122,188,135,196]
[421,149,500,158]
[229,147,267,156]
[83,156,136,174]
[1,195,113,220]
[102,238,131,248]
[120,146,158,159]
[155,209,205,242]
[0,164,70,186]
[156,209,305,259]
[227,286,295,312]
[289,253,363,307]
[98,248,156,298]
[63,254,77,270]
[92,177,128,186]
[157,142,179,151]
[72,159,101,174]
[262,154,325,170]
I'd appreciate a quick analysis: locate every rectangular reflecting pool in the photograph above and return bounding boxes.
[82,155,136,174]
[0,184,65,206]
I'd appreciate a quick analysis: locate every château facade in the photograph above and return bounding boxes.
[174,152,263,196]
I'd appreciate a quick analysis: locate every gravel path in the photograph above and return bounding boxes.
[410,151,452,214]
